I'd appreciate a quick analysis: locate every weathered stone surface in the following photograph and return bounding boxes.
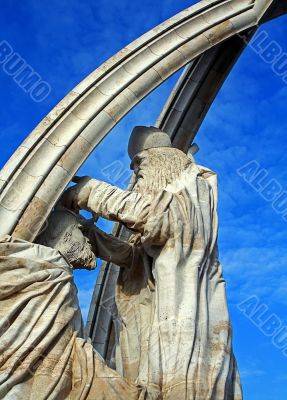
[62,144,242,399]
[0,1,285,397]
[0,236,143,399]
[0,0,277,241]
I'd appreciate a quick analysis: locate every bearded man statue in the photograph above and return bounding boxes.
[62,126,242,400]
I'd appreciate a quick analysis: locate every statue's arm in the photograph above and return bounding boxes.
[62,177,151,233]
[87,225,140,269]
[62,177,174,246]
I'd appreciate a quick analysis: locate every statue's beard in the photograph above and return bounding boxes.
[133,147,191,196]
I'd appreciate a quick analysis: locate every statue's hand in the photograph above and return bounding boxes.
[61,176,93,211]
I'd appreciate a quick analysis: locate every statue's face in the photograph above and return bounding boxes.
[132,151,157,197]
[62,222,96,270]
[37,210,96,270]
[132,152,148,183]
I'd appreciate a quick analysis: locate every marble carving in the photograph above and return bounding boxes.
[1,1,283,398]
[0,127,241,399]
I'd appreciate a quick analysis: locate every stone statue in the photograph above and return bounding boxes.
[62,126,242,399]
[1,1,285,397]
[0,211,143,399]
[0,126,242,399]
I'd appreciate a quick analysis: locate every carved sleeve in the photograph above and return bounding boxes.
[82,179,174,245]
[87,225,142,269]
[84,180,152,232]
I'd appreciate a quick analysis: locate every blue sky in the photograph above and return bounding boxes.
[0,1,287,398]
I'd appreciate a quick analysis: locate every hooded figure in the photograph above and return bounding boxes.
[62,126,242,400]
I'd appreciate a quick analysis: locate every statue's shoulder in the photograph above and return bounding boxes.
[165,163,217,194]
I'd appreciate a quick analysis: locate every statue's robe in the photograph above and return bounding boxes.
[0,161,242,400]
[83,162,242,400]
[0,236,143,399]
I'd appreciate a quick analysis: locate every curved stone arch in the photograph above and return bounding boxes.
[0,0,275,241]
[86,0,287,357]
[156,0,287,150]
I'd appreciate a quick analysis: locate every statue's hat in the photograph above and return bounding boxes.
[128,126,172,160]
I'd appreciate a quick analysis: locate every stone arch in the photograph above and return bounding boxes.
[0,0,279,241]
[85,0,287,357]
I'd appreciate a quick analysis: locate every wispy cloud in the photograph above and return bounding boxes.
[1,2,287,398]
